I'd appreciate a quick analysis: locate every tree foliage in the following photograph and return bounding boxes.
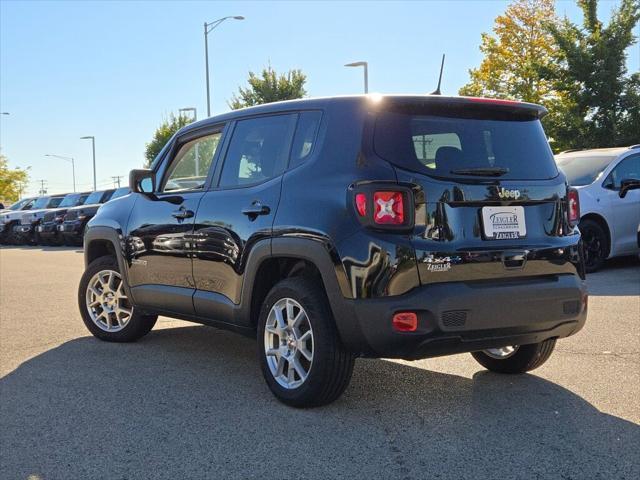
[459,0,574,149]
[544,0,640,149]
[459,0,560,105]
[0,154,29,203]
[144,113,192,168]
[229,66,307,110]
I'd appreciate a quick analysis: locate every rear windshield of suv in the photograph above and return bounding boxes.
[374,112,558,180]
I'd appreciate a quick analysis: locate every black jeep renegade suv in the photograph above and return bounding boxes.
[79,95,587,407]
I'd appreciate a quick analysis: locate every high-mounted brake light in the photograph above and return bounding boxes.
[355,193,367,217]
[466,97,523,106]
[567,188,580,227]
[373,191,404,224]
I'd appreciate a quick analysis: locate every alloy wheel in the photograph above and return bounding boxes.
[582,227,604,270]
[263,298,314,389]
[483,345,519,359]
[85,269,133,332]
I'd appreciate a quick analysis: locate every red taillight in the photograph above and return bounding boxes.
[355,193,367,217]
[373,191,404,224]
[567,188,580,226]
[392,312,418,332]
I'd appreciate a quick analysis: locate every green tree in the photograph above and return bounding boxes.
[459,0,573,149]
[229,65,307,110]
[544,0,640,149]
[460,0,560,104]
[0,154,29,203]
[144,113,192,168]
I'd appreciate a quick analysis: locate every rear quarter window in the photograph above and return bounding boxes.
[374,112,558,180]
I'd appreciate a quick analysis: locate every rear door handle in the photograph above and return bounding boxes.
[242,202,271,217]
[171,208,194,220]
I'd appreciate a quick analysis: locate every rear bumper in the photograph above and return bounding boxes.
[337,274,587,360]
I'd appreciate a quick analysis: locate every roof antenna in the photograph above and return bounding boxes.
[430,54,445,95]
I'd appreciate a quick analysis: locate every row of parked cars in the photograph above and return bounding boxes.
[0,187,129,246]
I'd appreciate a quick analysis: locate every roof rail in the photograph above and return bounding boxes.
[558,148,583,154]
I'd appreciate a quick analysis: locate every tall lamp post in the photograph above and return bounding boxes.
[45,154,76,192]
[80,136,96,191]
[204,16,244,117]
[345,61,369,93]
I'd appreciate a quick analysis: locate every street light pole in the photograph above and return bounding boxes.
[204,16,245,117]
[345,61,369,93]
[45,154,76,192]
[80,136,96,191]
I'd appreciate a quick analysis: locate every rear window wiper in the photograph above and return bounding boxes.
[450,167,510,177]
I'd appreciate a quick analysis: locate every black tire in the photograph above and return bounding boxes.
[78,255,157,342]
[471,339,557,374]
[579,219,608,273]
[257,277,354,408]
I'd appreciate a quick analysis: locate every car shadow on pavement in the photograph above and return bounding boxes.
[1,325,638,480]
[586,258,640,296]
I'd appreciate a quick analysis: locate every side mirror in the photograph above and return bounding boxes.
[619,178,640,198]
[129,169,155,194]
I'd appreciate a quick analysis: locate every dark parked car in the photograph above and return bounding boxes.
[14,194,66,244]
[0,197,38,243]
[78,95,588,407]
[60,188,130,245]
[37,192,91,245]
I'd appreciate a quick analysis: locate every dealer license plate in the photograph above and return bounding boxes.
[481,206,526,240]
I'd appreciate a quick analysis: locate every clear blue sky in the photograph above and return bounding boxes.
[1,0,637,196]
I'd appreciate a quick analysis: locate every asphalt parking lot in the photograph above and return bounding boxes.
[1,246,639,480]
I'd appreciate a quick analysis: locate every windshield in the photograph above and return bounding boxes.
[556,154,616,186]
[84,191,106,205]
[47,197,64,208]
[374,113,558,180]
[109,187,129,200]
[32,197,50,209]
[8,198,30,210]
[59,193,83,207]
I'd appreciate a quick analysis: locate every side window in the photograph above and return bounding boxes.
[162,132,222,192]
[290,111,322,167]
[219,114,297,188]
[605,155,640,189]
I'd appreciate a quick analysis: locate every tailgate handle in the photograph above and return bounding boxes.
[501,251,528,270]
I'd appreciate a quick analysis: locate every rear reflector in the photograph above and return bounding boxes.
[567,188,580,226]
[373,191,404,224]
[392,312,417,332]
[355,193,367,217]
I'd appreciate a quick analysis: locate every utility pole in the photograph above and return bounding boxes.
[111,176,123,188]
[39,180,47,196]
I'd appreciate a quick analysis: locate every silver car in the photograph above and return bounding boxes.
[556,146,640,272]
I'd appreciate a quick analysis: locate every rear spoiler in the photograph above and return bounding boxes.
[372,95,548,120]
